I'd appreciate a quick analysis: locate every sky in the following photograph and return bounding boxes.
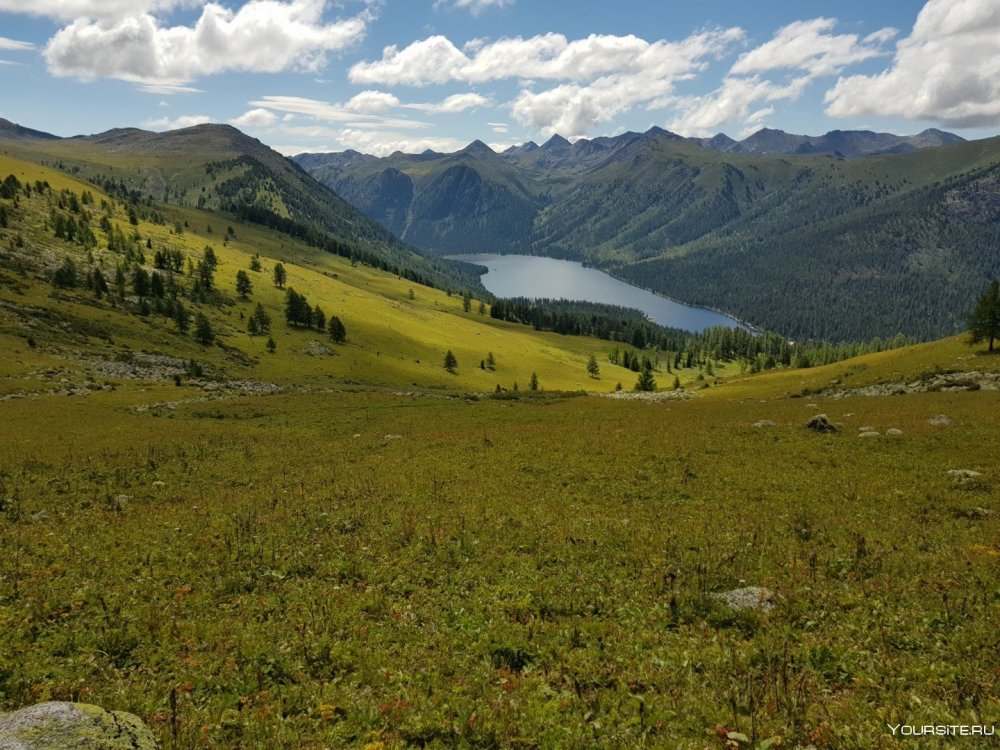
[1,0,999,156]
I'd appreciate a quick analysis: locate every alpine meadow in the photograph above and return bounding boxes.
[1,0,1000,748]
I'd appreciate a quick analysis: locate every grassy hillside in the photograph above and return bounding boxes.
[1,337,997,748]
[2,125,485,295]
[1,151,696,396]
[2,144,999,749]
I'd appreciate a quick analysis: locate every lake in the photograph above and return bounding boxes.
[449,254,743,332]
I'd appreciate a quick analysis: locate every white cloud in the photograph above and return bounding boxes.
[436,0,513,15]
[345,90,400,114]
[43,0,370,90]
[668,17,894,138]
[142,113,211,130]
[349,30,740,87]
[508,30,743,137]
[667,76,809,137]
[825,0,1000,128]
[732,18,894,78]
[404,92,490,113]
[0,36,35,51]
[350,29,743,137]
[0,0,204,22]
[230,108,279,127]
[248,95,432,130]
[336,128,467,156]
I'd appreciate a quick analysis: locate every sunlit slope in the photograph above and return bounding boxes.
[0,153,669,394]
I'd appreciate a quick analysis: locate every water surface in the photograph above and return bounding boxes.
[450,254,742,332]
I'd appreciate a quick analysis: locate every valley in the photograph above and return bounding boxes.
[298,128,1000,342]
[0,120,998,749]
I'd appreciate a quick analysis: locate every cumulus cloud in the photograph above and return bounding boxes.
[0,0,204,21]
[511,30,743,137]
[732,18,894,78]
[668,17,894,138]
[230,108,279,127]
[668,76,810,137]
[349,29,742,137]
[43,0,371,90]
[142,113,211,130]
[345,90,400,114]
[349,30,739,87]
[825,0,1000,127]
[0,36,35,51]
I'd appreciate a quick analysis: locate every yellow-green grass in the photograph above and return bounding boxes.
[0,373,997,749]
[706,335,1000,402]
[0,152,728,395]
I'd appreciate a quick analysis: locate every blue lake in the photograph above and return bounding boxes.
[449,254,743,333]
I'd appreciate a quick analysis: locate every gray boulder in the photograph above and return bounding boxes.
[711,586,775,612]
[0,702,158,750]
[752,419,776,428]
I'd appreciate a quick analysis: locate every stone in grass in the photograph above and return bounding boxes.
[753,420,776,428]
[805,414,837,433]
[0,702,158,750]
[886,428,903,436]
[711,586,775,612]
[947,469,982,483]
[858,431,880,438]
[928,414,953,426]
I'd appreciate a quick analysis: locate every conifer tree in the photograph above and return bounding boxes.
[969,279,1000,352]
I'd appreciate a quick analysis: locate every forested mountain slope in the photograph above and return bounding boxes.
[298,130,1000,341]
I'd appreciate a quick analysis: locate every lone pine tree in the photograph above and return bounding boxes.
[969,279,1000,352]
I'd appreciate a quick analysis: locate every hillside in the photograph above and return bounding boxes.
[1,122,484,295]
[2,136,1000,748]
[297,129,1000,342]
[0,152,657,396]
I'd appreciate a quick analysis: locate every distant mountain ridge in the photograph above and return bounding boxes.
[295,126,1000,343]
[0,118,59,141]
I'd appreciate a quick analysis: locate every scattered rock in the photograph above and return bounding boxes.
[957,507,994,520]
[805,414,837,433]
[383,434,402,441]
[928,414,954,426]
[858,426,875,432]
[858,431,880,438]
[603,390,693,402]
[947,469,982,482]
[752,420,776,428]
[886,428,903,436]
[711,587,775,612]
[0,702,158,750]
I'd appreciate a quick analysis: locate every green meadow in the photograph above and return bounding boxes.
[1,145,999,749]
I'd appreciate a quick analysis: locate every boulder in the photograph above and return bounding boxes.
[886,428,903,436]
[0,702,158,750]
[928,414,953,426]
[711,586,775,612]
[858,431,880,438]
[752,420,776,428]
[805,414,837,433]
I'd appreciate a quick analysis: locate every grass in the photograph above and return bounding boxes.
[0,376,997,748]
[1,146,998,749]
[0,151,723,396]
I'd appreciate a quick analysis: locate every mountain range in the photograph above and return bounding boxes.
[295,126,1000,342]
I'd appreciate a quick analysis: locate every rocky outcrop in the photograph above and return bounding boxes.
[0,702,158,750]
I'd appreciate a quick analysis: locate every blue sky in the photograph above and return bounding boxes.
[1,0,999,155]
